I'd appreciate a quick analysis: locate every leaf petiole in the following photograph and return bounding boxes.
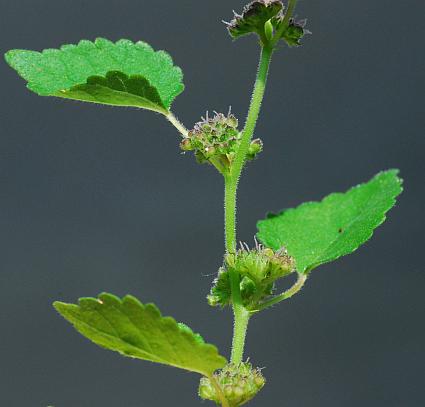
[251,273,307,313]
[166,111,189,137]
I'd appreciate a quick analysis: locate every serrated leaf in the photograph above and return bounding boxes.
[257,170,403,274]
[5,38,184,112]
[54,293,227,376]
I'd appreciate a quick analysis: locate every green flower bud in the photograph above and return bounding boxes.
[226,114,239,128]
[250,138,263,154]
[234,386,244,400]
[207,267,231,308]
[195,150,208,164]
[198,362,266,406]
[254,375,266,387]
[204,146,216,158]
[247,138,263,160]
[179,138,193,151]
[202,123,212,133]
[264,18,274,41]
[224,385,233,397]
[198,378,215,400]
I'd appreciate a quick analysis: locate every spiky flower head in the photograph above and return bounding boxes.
[180,110,262,171]
[208,240,295,309]
[226,241,295,284]
[199,362,265,406]
[224,0,309,46]
[225,1,284,41]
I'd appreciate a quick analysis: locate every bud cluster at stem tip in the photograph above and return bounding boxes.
[180,110,262,173]
[224,0,309,47]
[199,362,265,406]
[208,240,296,310]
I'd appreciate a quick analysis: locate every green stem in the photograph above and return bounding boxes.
[252,273,307,313]
[231,45,273,182]
[225,175,250,364]
[224,176,237,253]
[224,45,274,365]
[271,0,298,48]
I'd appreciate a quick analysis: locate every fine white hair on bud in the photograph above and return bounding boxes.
[225,0,309,47]
[199,362,266,406]
[181,111,263,171]
[208,239,296,310]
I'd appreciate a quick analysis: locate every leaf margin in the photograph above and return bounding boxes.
[257,169,403,274]
[53,292,227,377]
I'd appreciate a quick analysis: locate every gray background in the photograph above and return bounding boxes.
[0,0,424,406]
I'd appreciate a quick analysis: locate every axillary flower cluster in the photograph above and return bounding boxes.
[180,111,262,172]
[208,242,295,311]
[199,362,265,406]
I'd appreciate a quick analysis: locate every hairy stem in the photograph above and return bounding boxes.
[252,273,307,312]
[166,111,188,137]
[225,175,250,364]
[231,45,273,182]
[225,45,274,365]
[224,176,237,253]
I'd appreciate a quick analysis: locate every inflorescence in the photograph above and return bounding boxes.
[180,110,262,172]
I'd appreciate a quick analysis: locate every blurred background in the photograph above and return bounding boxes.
[0,1,424,406]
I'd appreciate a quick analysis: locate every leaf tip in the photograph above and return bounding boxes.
[376,168,404,195]
[52,300,70,316]
[4,49,17,66]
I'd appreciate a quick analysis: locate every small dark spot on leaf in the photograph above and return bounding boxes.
[338,228,343,233]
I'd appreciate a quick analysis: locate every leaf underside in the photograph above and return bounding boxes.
[57,71,167,113]
[257,170,403,274]
[5,38,184,112]
[54,293,227,376]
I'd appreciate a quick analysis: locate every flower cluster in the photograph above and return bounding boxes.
[208,241,295,309]
[226,242,294,283]
[180,111,262,171]
[199,362,265,406]
[224,0,309,46]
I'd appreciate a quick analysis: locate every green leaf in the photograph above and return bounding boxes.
[54,293,227,376]
[5,38,184,113]
[57,71,167,113]
[257,170,403,274]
